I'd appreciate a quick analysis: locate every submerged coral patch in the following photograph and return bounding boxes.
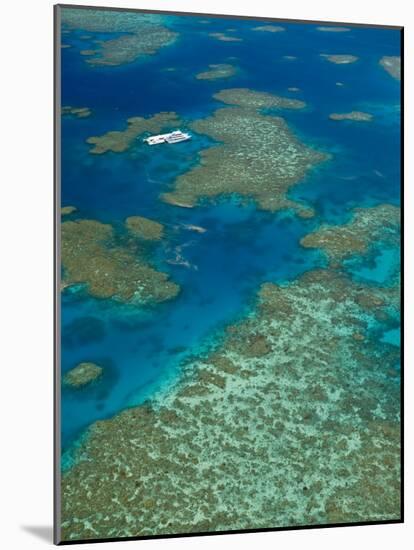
[61,206,77,216]
[195,64,237,81]
[63,362,103,388]
[86,112,180,154]
[316,26,350,32]
[252,25,285,32]
[86,29,178,67]
[61,218,179,304]
[209,32,242,42]
[61,8,166,32]
[80,49,97,56]
[161,88,327,214]
[329,111,373,122]
[213,87,306,110]
[320,54,358,64]
[300,204,400,264]
[125,216,164,241]
[61,266,400,539]
[62,106,92,118]
[61,7,178,67]
[379,56,401,80]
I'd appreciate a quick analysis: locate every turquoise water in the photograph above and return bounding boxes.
[344,244,400,284]
[381,328,401,347]
[60,14,401,452]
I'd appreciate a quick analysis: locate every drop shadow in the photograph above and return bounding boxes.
[21,525,53,543]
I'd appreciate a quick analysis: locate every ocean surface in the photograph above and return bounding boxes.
[60,14,401,455]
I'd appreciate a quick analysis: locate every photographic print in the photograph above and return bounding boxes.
[55,5,402,544]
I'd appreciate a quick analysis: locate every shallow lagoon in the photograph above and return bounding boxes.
[61,200,325,449]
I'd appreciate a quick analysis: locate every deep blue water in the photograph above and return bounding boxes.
[60,14,401,453]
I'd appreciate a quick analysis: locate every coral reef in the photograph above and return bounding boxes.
[196,64,237,81]
[320,54,358,64]
[61,206,77,216]
[61,264,400,540]
[380,56,401,80]
[61,8,178,67]
[300,204,400,264]
[213,88,306,110]
[61,8,164,32]
[63,362,103,389]
[86,29,178,67]
[316,26,350,32]
[252,25,285,32]
[208,32,242,42]
[62,106,91,118]
[61,218,179,304]
[125,216,164,241]
[87,112,180,154]
[329,111,373,122]
[181,224,207,234]
[161,88,327,214]
[58,12,401,541]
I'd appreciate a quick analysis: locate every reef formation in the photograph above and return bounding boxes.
[61,8,178,66]
[63,362,103,389]
[252,25,285,32]
[208,32,242,42]
[61,217,179,304]
[61,203,400,540]
[58,10,401,542]
[62,106,92,118]
[161,88,327,214]
[196,64,237,81]
[301,204,400,266]
[80,49,97,56]
[320,54,358,64]
[380,56,401,80]
[125,216,164,241]
[86,112,180,154]
[316,26,350,32]
[61,206,77,216]
[329,111,373,122]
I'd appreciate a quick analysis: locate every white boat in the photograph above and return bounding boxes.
[165,130,192,144]
[143,130,191,146]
